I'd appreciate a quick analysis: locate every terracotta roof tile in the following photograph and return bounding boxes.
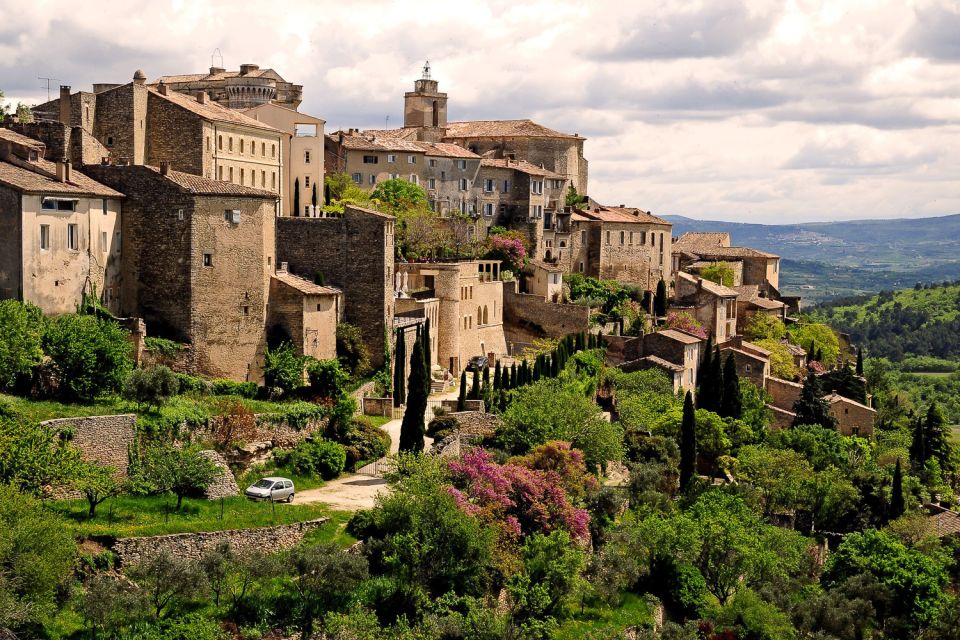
[678,271,738,297]
[414,141,480,158]
[576,205,670,226]
[480,158,560,177]
[656,329,703,344]
[444,119,581,140]
[161,168,277,197]
[0,127,46,150]
[329,132,426,153]
[674,232,731,252]
[150,88,282,133]
[0,160,123,197]
[272,271,341,296]
[824,393,876,412]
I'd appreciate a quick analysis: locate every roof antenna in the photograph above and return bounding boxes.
[422,60,431,80]
[385,114,390,130]
[211,48,224,69]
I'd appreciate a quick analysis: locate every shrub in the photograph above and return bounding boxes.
[43,313,133,401]
[274,438,346,480]
[700,262,735,287]
[210,398,258,448]
[263,343,304,394]
[211,378,259,398]
[0,300,45,390]
[144,336,183,357]
[336,324,371,379]
[340,417,390,469]
[123,366,179,410]
[175,373,209,394]
[306,358,350,399]
[427,415,458,439]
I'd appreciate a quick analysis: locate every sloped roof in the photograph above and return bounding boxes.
[272,270,341,296]
[330,132,425,153]
[362,128,419,140]
[0,159,123,197]
[480,158,560,177]
[722,347,768,364]
[639,355,685,373]
[576,205,670,226]
[678,271,738,297]
[696,246,779,259]
[161,168,277,197]
[415,141,480,159]
[674,232,731,252]
[528,259,564,272]
[824,393,876,413]
[150,88,282,133]
[0,127,45,150]
[154,67,286,84]
[656,328,703,344]
[444,119,580,140]
[928,505,960,537]
[740,340,772,356]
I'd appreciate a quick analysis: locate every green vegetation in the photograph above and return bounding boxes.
[700,261,735,287]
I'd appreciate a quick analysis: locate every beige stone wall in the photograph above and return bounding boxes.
[210,123,283,197]
[424,155,481,216]
[596,223,670,288]
[199,450,240,499]
[503,289,591,339]
[719,347,768,389]
[113,518,329,566]
[41,414,137,474]
[94,82,148,164]
[766,377,802,412]
[830,399,876,436]
[338,149,427,191]
[446,135,587,194]
[267,280,339,361]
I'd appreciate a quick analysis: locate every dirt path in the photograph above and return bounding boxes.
[289,474,389,510]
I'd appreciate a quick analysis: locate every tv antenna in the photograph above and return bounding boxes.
[385,114,389,129]
[211,48,224,69]
[38,76,59,101]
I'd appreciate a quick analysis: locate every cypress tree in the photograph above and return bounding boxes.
[806,341,814,364]
[700,346,723,413]
[393,328,406,408]
[575,332,585,352]
[680,391,697,490]
[457,371,467,412]
[312,182,318,208]
[855,347,864,376]
[493,361,501,390]
[399,336,427,453]
[890,458,905,520]
[470,365,481,400]
[654,278,668,317]
[422,318,432,375]
[909,415,926,470]
[720,353,742,419]
[550,351,560,377]
[293,177,300,217]
[482,365,490,391]
[597,330,604,348]
[924,402,953,471]
[792,370,836,429]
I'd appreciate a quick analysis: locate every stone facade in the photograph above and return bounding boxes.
[41,414,137,474]
[826,393,876,437]
[112,517,328,566]
[673,271,738,343]
[199,450,240,499]
[268,268,341,361]
[503,287,591,340]
[153,64,304,110]
[766,377,803,413]
[276,205,395,370]
[719,337,772,389]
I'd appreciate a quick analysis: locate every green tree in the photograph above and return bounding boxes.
[700,261,735,287]
[399,336,427,453]
[754,338,799,379]
[679,391,697,489]
[564,184,586,208]
[70,461,123,517]
[744,313,786,342]
[737,445,813,517]
[312,182,318,209]
[470,364,481,400]
[457,370,467,411]
[922,401,953,473]
[789,322,841,366]
[0,300,45,390]
[0,416,82,494]
[79,574,145,637]
[128,551,206,618]
[139,444,219,510]
[336,323,371,378]
[696,335,713,407]
[263,342,304,394]
[654,278,668,317]
[856,346,864,376]
[394,328,406,407]
[293,177,300,216]
[0,486,76,631]
[371,178,428,214]
[122,365,179,410]
[720,353,742,419]
[43,313,133,401]
[286,543,369,639]
[793,370,836,429]
[14,103,32,124]
[890,458,905,519]
[307,358,350,400]
[0,89,7,122]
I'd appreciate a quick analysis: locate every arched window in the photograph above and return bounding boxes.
[218,135,223,150]
[240,139,245,154]
[483,306,488,325]
[477,306,482,325]
[432,100,439,127]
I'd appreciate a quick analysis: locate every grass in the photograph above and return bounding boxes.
[554,593,654,640]
[49,494,349,539]
[364,414,392,428]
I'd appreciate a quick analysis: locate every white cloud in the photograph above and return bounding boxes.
[0,0,957,222]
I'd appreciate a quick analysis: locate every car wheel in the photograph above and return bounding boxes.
[287,493,294,503]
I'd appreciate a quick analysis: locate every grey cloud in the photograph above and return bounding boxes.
[904,2,960,61]
[768,103,950,130]
[589,1,779,61]
[782,141,939,174]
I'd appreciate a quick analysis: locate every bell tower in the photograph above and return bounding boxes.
[404,61,447,142]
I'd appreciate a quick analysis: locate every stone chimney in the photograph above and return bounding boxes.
[278,261,289,273]
[56,159,72,183]
[133,69,146,85]
[157,82,168,96]
[196,92,208,104]
[209,66,225,75]
[239,64,259,76]
[59,86,71,125]
[159,160,170,176]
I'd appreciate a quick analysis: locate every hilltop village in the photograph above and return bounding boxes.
[0,62,869,431]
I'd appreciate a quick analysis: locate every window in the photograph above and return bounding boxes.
[218,135,223,150]
[271,144,276,157]
[304,150,311,164]
[218,166,224,180]
[206,137,211,152]
[229,137,233,151]
[294,123,317,137]
[629,232,634,244]
[745,364,752,373]
[429,158,437,167]
[240,168,245,185]
[531,180,543,194]
[530,205,543,218]
[483,203,494,216]
[606,231,611,245]
[457,159,467,170]
[272,172,276,188]
[352,173,362,184]
[407,154,416,164]
[100,231,107,252]
[387,154,396,163]
[502,180,510,193]
[178,208,184,220]
[483,179,494,192]
[261,170,266,187]
[262,142,266,155]
[203,253,213,267]
[304,205,310,215]
[224,210,241,224]
[106,135,114,147]
[242,305,249,316]
[240,139,245,154]
[363,155,378,164]
[66,224,78,250]
[305,175,310,188]
[499,204,507,215]
[620,231,625,245]
[41,198,75,211]
[640,231,646,244]
[389,173,400,180]
[369,174,376,185]
[229,167,234,182]
[428,177,436,189]
[410,174,419,185]
[102,199,108,215]
[39,225,49,250]
[458,178,468,191]
[579,262,584,272]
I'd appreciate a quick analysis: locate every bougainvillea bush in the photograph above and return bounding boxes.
[664,311,708,339]
[485,234,527,272]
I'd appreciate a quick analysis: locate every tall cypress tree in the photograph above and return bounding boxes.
[493,361,502,390]
[700,346,724,413]
[470,365,481,400]
[909,415,926,470]
[855,347,864,376]
[550,351,560,377]
[792,370,835,429]
[654,278,668,317]
[720,353,742,419]
[293,177,301,217]
[680,391,697,490]
[924,402,953,471]
[890,458,905,520]
[457,370,467,412]
[482,365,490,392]
[422,318,432,376]
[510,362,517,389]
[311,182,318,209]
[806,341,815,365]
[399,336,427,453]
[393,328,406,408]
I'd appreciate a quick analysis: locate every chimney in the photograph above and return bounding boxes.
[279,261,289,273]
[196,92,208,104]
[157,82,168,96]
[209,66,225,75]
[59,85,71,125]
[56,159,72,183]
[240,64,259,76]
[159,160,170,176]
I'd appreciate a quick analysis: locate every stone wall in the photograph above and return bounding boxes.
[503,289,591,339]
[363,397,393,417]
[768,405,796,430]
[447,411,501,436]
[440,399,485,413]
[112,517,329,566]
[199,450,240,499]
[145,92,205,175]
[766,377,802,412]
[830,399,876,437]
[41,414,137,474]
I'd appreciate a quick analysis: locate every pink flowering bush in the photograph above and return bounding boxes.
[807,360,826,374]
[485,235,527,272]
[446,447,591,542]
[664,311,708,339]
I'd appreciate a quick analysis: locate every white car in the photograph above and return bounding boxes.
[245,477,295,502]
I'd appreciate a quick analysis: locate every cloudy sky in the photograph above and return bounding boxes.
[1,0,958,223]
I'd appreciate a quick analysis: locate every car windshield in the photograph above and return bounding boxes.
[253,480,275,489]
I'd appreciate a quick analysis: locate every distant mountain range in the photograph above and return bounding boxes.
[663,214,960,304]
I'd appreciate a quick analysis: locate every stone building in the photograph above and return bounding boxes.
[825,392,876,437]
[84,163,281,381]
[324,130,428,191]
[151,64,303,110]
[275,205,395,370]
[31,73,285,208]
[566,205,673,289]
[673,232,782,293]
[673,271,738,343]
[606,328,703,393]
[244,103,325,217]
[522,260,564,302]
[395,260,507,375]
[268,266,342,361]
[719,336,772,389]
[0,128,123,314]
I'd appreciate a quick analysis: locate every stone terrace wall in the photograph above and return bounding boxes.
[448,411,501,436]
[766,377,802,412]
[112,517,329,566]
[41,414,137,474]
[440,399,485,413]
[504,289,591,339]
[363,397,393,417]
[199,450,240,499]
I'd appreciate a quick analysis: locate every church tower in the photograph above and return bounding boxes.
[404,61,447,142]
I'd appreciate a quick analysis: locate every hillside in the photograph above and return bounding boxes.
[665,214,960,302]
[814,281,960,364]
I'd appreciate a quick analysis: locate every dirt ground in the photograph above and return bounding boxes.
[289,474,389,510]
